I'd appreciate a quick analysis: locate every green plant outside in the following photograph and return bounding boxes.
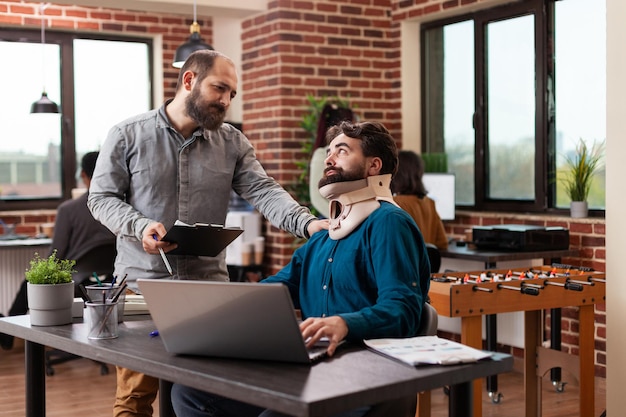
[25,250,76,285]
[560,139,605,203]
[421,153,448,173]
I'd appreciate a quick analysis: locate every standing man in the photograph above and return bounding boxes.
[87,50,327,417]
[171,120,431,417]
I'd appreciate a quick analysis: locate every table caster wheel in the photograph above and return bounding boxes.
[488,391,503,404]
[552,380,567,393]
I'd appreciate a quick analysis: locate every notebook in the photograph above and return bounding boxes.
[137,279,330,364]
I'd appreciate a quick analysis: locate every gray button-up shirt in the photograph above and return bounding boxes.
[88,100,315,288]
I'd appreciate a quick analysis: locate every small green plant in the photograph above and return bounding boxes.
[25,250,75,285]
[561,139,605,202]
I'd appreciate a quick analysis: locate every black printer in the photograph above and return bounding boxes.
[472,224,569,251]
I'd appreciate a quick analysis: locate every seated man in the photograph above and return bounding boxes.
[170,120,431,417]
[0,151,116,350]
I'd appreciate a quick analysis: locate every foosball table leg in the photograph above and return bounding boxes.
[550,307,565,392]
[485,314,503,403]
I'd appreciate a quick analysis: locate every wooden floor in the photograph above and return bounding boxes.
[0,338,606,417]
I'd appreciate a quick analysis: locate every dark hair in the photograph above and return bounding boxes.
[175,50,232,91]
[314,103,355,149]
[390,150,428,198]
[325,121,398,176]
[81,151,99,180]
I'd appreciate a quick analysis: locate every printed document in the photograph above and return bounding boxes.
[364,335,494,366]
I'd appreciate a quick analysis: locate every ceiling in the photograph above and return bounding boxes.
[48,0,267,19]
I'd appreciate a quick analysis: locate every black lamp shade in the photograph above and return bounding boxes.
[173,32,213,68]
[31,92,59,114]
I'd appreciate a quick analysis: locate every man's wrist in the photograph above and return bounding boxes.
[303,217,315,239]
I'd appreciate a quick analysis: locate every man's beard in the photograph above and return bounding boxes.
[318,164,366,188]
[185,87,226,131]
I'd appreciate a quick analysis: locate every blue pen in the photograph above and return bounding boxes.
[153,234,173,275]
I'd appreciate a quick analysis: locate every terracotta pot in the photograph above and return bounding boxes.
[26,281,74,326]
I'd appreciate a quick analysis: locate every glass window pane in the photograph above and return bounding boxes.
[444,21,475,206]
[554,0,606,209]
[486,15,535,200]
[424,20,475,206]
[74,39,151,156]
[0,41,62,199]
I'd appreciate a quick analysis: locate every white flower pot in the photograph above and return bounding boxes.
[27,281,75,326]
[570,201,588,218]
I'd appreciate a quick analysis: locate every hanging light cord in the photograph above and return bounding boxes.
[39,3,50,94]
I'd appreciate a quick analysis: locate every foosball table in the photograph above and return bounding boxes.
[428,265,606,417]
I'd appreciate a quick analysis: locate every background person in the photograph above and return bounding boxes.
[391,150,448,250]
[171,120,431,417]
[87,50,327,417]
[0,151,115,350]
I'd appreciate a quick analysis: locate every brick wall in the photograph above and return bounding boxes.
[239,0,402,271]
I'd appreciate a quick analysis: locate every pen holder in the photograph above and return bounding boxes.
[85,285,126,323]
[85,301,118,340]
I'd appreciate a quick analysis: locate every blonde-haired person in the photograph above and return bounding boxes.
[391,150,448,250]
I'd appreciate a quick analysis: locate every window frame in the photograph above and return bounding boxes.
[0,28,154,211]
[420,0,605,217]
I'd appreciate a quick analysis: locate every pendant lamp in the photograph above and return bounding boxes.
[172,0,213,68]
[31,3,59,114]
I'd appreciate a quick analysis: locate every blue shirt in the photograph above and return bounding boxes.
[262,201,431,341]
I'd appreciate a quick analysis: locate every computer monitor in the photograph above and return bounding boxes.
[422,173,456,220]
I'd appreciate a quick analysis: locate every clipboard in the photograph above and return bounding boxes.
[162,220,244,257]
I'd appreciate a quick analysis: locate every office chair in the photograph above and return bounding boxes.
[425,243,441,274]
[45,243,116,376]
[363,302,439,417]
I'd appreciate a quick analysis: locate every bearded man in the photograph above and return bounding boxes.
[88,50,328,417]
[170,121,431,417]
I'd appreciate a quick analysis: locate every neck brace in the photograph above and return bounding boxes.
[318,174,399,240]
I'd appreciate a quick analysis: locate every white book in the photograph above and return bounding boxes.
[363,335,494,366]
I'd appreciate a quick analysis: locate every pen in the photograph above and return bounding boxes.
[93,272,102,286]
[153,234,173,276]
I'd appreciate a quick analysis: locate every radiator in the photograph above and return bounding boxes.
[0,242,51,316]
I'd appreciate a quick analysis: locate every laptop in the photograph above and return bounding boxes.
[137,279,330,364]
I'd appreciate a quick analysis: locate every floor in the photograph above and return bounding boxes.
[0,338,607,417]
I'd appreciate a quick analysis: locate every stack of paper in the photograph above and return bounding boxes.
[124,294,150,316]
[363,335,493,366]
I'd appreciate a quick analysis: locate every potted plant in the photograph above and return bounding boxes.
[561,138,605,218]
[25,250,76,326]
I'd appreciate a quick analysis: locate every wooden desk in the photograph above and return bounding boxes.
[429,266,605,417]
[0,315,513,417]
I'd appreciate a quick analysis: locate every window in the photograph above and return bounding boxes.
[0,30,152,209]
[422,0,606,213]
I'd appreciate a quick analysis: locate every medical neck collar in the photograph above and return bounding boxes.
[318,174,398,240]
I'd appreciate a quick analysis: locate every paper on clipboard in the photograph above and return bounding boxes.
[363,335,494,366]
[162,220,243,257]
